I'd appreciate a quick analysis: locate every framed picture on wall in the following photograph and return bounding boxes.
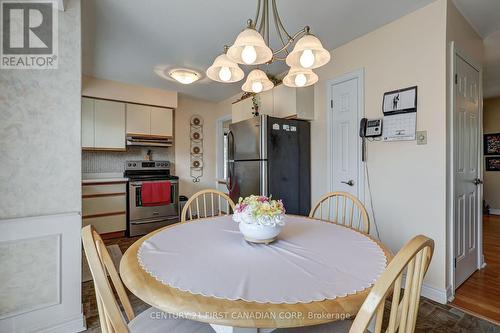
[484,133,500,155]
[485,157,500,171]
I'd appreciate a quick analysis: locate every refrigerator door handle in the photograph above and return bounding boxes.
[226,130,235,193]
[260,160,268,197]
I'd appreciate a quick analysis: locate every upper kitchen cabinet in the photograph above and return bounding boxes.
[273,84,314,120]
[126,104,173,137]
[81,97,126,150]
[150,107,173,137]
[231,90,273,124]
[126,104,150,135]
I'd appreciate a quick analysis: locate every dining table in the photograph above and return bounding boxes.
[119,214,392,333]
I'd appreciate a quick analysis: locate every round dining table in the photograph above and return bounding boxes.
[120,215,392,333]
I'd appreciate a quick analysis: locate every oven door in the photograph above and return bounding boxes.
[128,179,179,221]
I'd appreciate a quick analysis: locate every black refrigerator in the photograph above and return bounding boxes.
[227,115,311,215]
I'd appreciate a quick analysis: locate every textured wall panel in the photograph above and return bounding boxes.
[0,235,60,319]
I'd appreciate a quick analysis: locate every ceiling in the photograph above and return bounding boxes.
[453,0,500,98]
[82,0,436,102]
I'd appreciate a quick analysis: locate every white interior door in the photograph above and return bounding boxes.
[454,53,480,288]
[329,73,363,200]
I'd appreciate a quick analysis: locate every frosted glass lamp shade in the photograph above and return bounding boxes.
[283,67,318,88]
[206,54,245,83]
[286,34,331,69]
[227,28,273,65]
[242,69,274,93]
[168,69,200,84]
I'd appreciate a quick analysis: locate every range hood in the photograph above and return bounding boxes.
[126,135,173,147]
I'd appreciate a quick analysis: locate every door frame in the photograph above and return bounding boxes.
[326,68,365,203]
[215,114,232,193]
[447,41,484,299]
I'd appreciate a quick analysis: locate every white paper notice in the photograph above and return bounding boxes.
[383,112,417,141]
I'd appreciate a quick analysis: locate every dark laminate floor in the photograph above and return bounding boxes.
[82,235,500,332]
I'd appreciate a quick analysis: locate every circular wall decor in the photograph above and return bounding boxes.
[190,115,204,126]
[190,115,204,183]
[191,145,203,155]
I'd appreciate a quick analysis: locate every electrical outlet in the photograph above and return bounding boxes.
[417,131,427,145]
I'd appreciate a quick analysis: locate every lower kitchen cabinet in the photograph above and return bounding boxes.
[82,181,127,235]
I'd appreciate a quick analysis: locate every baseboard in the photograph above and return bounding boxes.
[488,208,500,216]
[420,283,450,304]
[35,313,86,333]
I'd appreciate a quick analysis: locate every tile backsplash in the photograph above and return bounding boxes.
[82,147,174,173]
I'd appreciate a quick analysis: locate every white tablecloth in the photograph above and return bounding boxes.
[138,215,387,304]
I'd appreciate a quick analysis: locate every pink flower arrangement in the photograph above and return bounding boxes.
[233,195,286,226]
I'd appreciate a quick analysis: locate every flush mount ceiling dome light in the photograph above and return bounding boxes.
[207,0,330,93]
[169,68,200,85]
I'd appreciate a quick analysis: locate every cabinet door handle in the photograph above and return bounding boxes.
[341,180,355,186]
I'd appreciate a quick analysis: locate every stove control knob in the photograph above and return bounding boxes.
[127,163,131,167]
[133,163,136,167]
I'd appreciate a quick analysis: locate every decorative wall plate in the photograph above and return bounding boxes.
[191,131,203,141]
[190,115,204,126]
[191,145,203,155]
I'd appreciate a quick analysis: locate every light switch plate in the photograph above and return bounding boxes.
[417,131,427,145]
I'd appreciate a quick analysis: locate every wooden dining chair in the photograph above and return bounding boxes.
[81,225,215,333]
[309,192,370,234]
[181,189,236,222]
[276,235,434,333]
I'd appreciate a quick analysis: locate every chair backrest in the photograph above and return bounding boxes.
[349,235,434,333]
[181,189,236,222]
[82,225,134,333]
[309,192,370,234]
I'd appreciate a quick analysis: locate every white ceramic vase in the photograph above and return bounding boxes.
[239,222,282,244]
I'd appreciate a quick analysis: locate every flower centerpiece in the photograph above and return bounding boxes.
[233,195,286,244]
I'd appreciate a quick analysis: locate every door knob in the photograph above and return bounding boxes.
[341,180,355,186]
[473,178,483,185]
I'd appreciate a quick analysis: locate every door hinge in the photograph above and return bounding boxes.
[454,74,458,85]
[330,100,333,109]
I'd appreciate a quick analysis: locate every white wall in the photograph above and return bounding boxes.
[312,0,448,298]
[175,96,219,197]
[0,0,85,331]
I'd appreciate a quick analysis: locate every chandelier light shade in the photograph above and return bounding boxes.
[227,28,273,65]
[206,54,245,83]
[286,34,331,70]
[168,69,201,84]
[206,0,330,92]
[283,67,318,88]
[242,69,274,93]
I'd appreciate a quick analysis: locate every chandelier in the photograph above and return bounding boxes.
[206,0,331,93]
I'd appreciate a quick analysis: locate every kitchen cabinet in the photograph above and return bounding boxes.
[231,91,274,124]
[81,97,126,150]
[82,181,127,235]
[126,104,150,135]
[232,97,255,123]
[273,84,314,120]
[126,104,173,137]
[94,100,126,149]
[81,97,95,148]
[150,107,173,137]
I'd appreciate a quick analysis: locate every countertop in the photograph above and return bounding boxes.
[82,173,128,184]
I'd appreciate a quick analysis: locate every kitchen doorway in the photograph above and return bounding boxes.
[327,69,365,202]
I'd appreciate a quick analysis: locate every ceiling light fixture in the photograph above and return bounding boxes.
[242,69,274,93]
[207,0,330,92]
[168,68,200,85]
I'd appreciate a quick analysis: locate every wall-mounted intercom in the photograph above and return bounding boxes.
[359,118,383,138]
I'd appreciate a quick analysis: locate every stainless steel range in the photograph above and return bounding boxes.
[124,161,179,237]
